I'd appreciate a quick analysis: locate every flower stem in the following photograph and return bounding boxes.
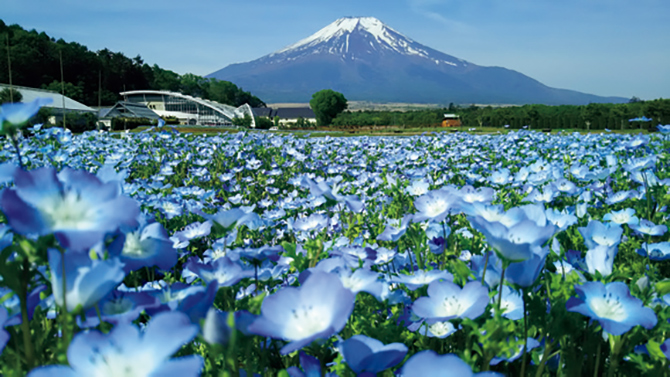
[520,288,528,377]
[497,263,507,310]
[10,134,24,169]
[593,340,602,377]
[19,258,35,369]
[534,339,553,377]
[60,249,70,351]
[607,334,626,377]
[481,251,490,285]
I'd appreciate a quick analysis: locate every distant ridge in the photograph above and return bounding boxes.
[208,17,627,105]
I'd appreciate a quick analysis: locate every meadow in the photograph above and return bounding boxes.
[1,99,670,376]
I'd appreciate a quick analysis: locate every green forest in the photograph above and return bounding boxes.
[331,100,670,131]
[0,19,265,108]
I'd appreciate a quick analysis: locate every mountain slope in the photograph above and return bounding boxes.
[208,17,626,105]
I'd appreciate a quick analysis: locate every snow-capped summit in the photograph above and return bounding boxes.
[268,17,464,67]
[207,17,626,105]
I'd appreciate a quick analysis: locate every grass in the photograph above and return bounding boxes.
[118,125,652,138]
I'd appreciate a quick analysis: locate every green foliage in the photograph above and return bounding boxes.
[254,116,273,130]
[163,116,180,125]
[330,99,670,130]
[54,112,97,133]
[232,114,252,128]
[42,80,85,103]
[0,20,265,108]
[0,87,21,103]
[111,116,155,131]
[309,89,348,126]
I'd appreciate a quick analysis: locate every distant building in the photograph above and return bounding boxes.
[252,107,316,127]
[0,83,96,123]
[442,113,461,127]
[120,90,255,127]
[97,101,162,130]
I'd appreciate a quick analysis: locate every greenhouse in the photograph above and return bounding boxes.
[120,90,255,127]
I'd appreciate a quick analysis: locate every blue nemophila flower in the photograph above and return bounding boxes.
[199,207,263,230]
[78,290,159,328]
[566,281,657,336]
[334,267,387,301]
[660,338,670,360]
[339,335,408,375]
[48,249,125,312]
[412,280,489,321]
[27,311,203,377]
[172,221,212,244]
[291,213,330,233]
[0,98,52,129]
[471,251,503,288]
[184,256,253,287]
[585,245,618,277]
[303,177,364,212]
[603,208,639,226]
[468,204,556,262]
[604,190,634,205]
[236,245,283,263]
[578,221,623,249]
[248,270,355,355]
[418,320,459,339]
[406,179,430,196]
[391,269,453,291]
[0,307,8,355]
[377,214,413,242]
[287,352,337,377]
[545,208,578,232]
[0,167,140,251]
[108,220,177,273]
[637,242,670,261]
[505,245,550,287]
[630,220,668,237]
[401,351,503,377]
[413,187,461,223]
[143,281,216,322]
[495,285,524,320]
[0,162,17,185]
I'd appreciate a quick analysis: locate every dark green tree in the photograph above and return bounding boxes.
[232,114,252,128]
[254,116,273,130]
[0,87,21,103]
[309,89,348,126]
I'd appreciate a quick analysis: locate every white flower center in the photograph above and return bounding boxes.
[439,295,464,317]
[425,197,449,217]
[428,321,456,337]
[610,213,629,223]
[284,304,330,340]
[588,294,627,322]
[592,234,617,247]
[40,190,98,230]
[122,232,146,257]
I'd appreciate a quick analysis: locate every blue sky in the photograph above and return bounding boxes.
[3,0,669,100]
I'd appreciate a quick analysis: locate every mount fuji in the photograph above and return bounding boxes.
[207,17,626,105]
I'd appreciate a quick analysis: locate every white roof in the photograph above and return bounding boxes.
[0,84,95,112]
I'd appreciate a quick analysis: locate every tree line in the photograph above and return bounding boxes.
[0,20,265,108]
[331,99,670,130]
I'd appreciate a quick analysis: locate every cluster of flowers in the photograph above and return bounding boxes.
[1,99,670,376]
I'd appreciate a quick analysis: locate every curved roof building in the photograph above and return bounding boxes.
[120,90,255,127]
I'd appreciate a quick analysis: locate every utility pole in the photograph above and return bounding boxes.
[6,34,13,102]
[98,69,102,107]
[59,50,66,129]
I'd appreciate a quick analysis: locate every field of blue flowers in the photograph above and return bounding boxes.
[2,99,670,376]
